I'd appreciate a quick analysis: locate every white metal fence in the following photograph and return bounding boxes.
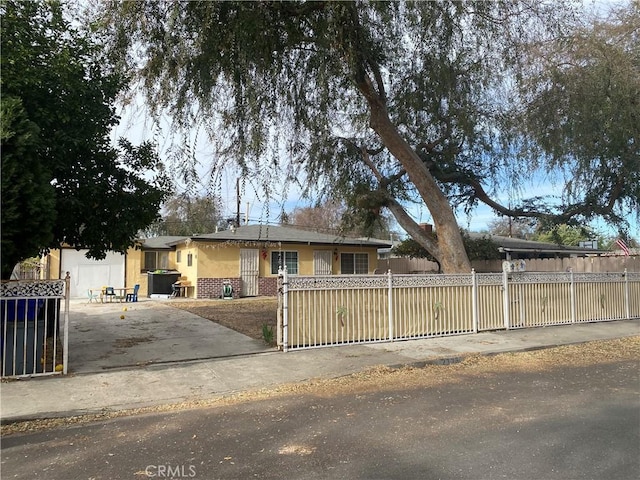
[1,274,70,377]
[278,269,639,351]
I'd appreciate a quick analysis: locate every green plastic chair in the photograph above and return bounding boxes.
[86,289,99,304]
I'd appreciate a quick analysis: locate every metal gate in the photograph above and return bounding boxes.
[240,249,259,297]
[278,269,640,351]
[1,274,70,377]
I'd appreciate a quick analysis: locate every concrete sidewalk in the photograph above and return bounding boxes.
[1,299,638,423]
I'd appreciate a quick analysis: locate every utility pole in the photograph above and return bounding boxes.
[236,177,241,227]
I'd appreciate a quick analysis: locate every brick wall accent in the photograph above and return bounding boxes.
[197,277,242,299]
[259,277,278,296]
[197,277,279,298]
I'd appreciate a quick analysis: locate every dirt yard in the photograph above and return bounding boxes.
[167,297,278,342]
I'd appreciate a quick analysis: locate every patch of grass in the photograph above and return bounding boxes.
[262,323,275,346]
[169,297,278,341]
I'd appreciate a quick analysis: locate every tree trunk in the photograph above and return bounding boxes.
[358,79,472,273]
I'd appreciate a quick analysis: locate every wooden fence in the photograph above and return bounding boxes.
[379,255,640,274]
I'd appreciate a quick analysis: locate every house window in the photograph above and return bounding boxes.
[313,250,332,275]
[271,251,298,275]
[187,253,193,267]
[341,253,369,274]
[144,251,169,271]
[176,251,181,263]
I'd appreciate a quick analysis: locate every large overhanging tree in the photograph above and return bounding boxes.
[98,1,635,273]
[0,1,172,278]
[514,3,639,234]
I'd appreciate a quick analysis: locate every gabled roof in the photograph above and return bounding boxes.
[167,225,393,248]
[139,236,187,250]
[468,233,605,256]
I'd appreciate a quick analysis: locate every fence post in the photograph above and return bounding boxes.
[471,269,478,333]
[387,270,394,341]
[502,270,510,329]
[276,271,282,348]
[624,269,630,319]
[63,272,70,374]
[569,268,576,324]
[280,267,289,352]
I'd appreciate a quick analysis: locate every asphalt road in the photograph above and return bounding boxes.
[2,353,638,480]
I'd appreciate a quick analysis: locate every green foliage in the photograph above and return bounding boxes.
[393,231,500,262]
[432,301,444,320]
[146,194,225,236]
[463,233,502,262]
[261,323,274,346]
[514,3,639,228]
[0,1,171,277]
[1,97,56,277]
[335,306,348,327]
[533,224,599,247]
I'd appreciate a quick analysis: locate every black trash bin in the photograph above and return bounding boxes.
[147,271,181,297]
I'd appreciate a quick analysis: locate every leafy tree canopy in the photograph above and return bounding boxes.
[532,224,600,247]
[282,199,394,239]
[1,97,56,278]
[98,1,634,272]
[513,3,639,230]
[144,194,225,237]
[0,1,171,278]
[393,231,501,267]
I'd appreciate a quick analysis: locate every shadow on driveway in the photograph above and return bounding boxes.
[67,298,270,374]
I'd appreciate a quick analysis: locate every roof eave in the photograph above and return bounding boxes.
[500,247,606,255]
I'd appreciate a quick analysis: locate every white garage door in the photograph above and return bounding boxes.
[60,250,125,298]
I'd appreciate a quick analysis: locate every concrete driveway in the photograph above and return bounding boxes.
[67,298,270,374]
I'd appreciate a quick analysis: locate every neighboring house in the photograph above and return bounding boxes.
[45,226,392,298]
[378,229,612,274]
[468,233,607,261]
[467,233,622,273]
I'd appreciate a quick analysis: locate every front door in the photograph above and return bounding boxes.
[314,250,332,275]
[239,249,259,297]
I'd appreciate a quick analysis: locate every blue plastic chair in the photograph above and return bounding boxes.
[104,287,116,302]
[126,284,140,302]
